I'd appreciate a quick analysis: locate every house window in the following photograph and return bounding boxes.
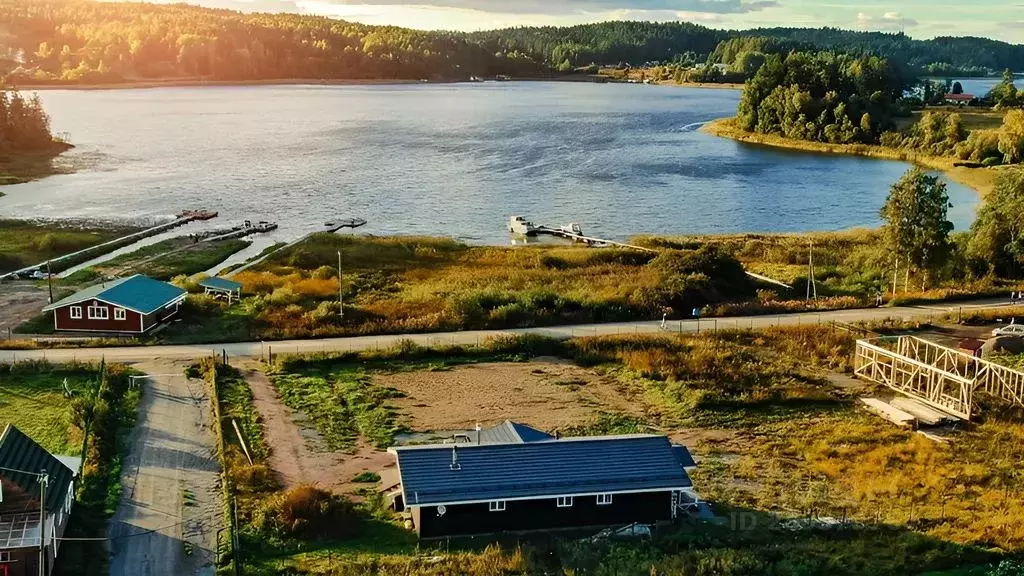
[556,496,573,508]
[597,493,613,506]
[69,306,82,319]
[0,551,9,562]
[488,500,506,512]
[87,305,109,320]
[114,308,127,321]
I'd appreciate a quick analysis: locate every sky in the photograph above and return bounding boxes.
[135,0,1024,43]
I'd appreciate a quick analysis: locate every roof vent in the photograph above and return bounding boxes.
[475,422,482,444]
[450,445,461,471]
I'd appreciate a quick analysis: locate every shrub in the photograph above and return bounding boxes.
[253,485,362,540]
[982,156,1003,167]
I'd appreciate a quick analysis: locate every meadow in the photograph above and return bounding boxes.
[0,219,140,274]
[62,236,250,283]
[228,327,1024,575]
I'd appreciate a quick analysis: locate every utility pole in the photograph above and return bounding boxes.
[807,241,817,301]
[342,249,350,317]
[45,261,54,304]
[38,470,47,576]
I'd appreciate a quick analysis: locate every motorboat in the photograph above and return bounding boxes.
[508,216,537,236]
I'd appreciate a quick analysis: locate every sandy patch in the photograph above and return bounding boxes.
[376,360,642,433]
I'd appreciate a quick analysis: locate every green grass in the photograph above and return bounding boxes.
[0,219,139,274]
[268,367,405,451]
[63,237,250,282]
[0,368,95,455]
[212,363,268,462]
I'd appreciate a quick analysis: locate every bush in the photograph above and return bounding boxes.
[253,485,363,540]
[982,156,1003,167]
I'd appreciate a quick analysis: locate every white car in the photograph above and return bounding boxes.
[992,323,1024,337]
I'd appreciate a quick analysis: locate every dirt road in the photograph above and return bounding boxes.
[0,281,49,335]
[1,298,1012,364]
[107,360,222,576]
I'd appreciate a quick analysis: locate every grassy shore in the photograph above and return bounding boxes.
[703,117,1000,196]
[0,143,74,185]
[61,236,250,283]
[0,219,143,274]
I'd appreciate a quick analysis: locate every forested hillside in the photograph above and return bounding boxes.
[0,0,1020,85]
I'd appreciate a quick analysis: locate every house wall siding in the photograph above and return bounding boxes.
[53,299,143,333]
[415,491,673,538]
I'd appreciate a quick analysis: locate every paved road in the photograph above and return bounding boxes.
[1,298,1014,364]
[108,360,221,576]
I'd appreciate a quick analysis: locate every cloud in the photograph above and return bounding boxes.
[1000,21,1024,29]
[855,11,918,30]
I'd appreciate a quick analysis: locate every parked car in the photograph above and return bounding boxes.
[30,270,51,280]
[992,323,1024,337]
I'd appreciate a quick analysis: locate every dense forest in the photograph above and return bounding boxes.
[736,52,904,145]
[0,0,1021,85]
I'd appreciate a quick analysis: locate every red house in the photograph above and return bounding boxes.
[42,275,187,334]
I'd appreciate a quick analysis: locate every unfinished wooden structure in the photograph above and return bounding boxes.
[854,336,1024,420]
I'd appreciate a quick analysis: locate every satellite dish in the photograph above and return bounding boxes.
[437,505,447,516]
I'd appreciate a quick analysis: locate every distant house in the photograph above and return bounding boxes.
[0,425,80,576]
[388,422,698,538]
[198,277,242,303]
[944,93,975,105]
[42,274,186,334]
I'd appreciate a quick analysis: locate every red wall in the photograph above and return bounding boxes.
[53,299,144,333]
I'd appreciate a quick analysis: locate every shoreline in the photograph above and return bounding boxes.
[701,117,999,197]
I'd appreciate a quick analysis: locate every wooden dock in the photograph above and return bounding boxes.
[532,226,657,252]
[0,210,219,280]
[202,221,278,242]
[324,218,367,233]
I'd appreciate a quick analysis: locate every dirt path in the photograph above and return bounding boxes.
[241,364,390,495]
[107,359,221,576]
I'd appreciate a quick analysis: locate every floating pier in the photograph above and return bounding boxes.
[0,209,220,280]
[533,225,657,252]
[202,220,278,242]
[324,218,367,233]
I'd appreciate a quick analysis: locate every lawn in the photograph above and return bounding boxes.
[0,366,96,455]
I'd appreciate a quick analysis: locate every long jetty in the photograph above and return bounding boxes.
[0,210,218,281]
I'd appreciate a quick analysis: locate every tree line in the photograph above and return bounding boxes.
[0,0,1020,85]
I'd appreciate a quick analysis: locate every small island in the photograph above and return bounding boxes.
[0,88,72,190]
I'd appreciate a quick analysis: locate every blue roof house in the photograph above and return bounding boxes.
[388,423,699,538]
[42,275,187,334]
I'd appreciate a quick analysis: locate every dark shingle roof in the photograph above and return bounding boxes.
[392,435,691,507]
[0,425,77,512]
[477,421,552,444]
[199,277,242,293]
[43,275,186,315]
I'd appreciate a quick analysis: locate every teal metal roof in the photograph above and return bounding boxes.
[43,275,186,315]
[199,277,242,293]
[0,425,76,512]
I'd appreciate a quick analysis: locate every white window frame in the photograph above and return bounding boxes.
[556,496,573,508]
[114,307,127,321]
[488,500,506,512]
[87,305,109,320]
[69,306,82,319]
[597,493,613,506]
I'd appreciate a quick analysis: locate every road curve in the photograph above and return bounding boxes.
[1,298,1014,364]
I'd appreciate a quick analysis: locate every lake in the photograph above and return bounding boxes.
[0,82,977,253]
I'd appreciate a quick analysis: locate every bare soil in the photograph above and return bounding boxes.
[241,364,391,496]
[376,359,642,433]
[0,281,49,335]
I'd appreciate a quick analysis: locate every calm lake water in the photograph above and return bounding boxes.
[1,82,977,251]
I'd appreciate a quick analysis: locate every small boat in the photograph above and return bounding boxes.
[559,223,583,237]
[324,218,368,232]
[508,216,537,236]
